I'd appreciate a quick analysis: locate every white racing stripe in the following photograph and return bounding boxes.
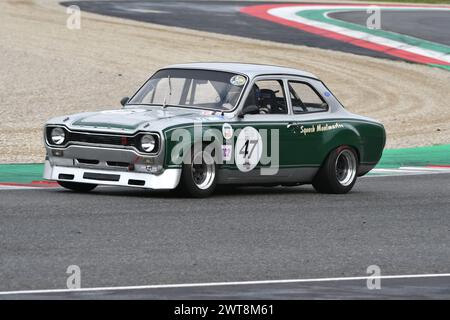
[0,273,449,295]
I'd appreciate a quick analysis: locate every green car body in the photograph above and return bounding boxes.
[43,63,385,195]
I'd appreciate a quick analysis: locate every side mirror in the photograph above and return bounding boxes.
[120,97,129,106]
[238,104,259,118]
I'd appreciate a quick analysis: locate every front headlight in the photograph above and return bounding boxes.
[50,127,66,145]
[141,134,156,152]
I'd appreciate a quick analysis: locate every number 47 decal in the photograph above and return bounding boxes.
[239,139,258,158]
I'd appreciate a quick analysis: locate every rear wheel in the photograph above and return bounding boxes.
[178,146,217,198]
[57,181,97,192]
[312,146,358,194]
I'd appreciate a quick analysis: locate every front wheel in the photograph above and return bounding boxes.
[312,146,358,194]
[57,181,97,192]
[178,146,217,198]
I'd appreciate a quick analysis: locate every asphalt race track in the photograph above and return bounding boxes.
[62,0,400,60]
[62,1,450,65]
[329,10,450,46]
[0,174,449,299]
[1,1,449,300]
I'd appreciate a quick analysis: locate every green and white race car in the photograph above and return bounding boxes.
[44,63,386,197]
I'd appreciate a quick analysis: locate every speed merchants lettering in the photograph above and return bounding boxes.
[290,122,344,136]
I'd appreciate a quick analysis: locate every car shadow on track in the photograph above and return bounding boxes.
[53,185,325,199]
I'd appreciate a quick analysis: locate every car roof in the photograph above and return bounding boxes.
[163,62,319,80]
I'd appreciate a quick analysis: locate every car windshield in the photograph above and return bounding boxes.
[128,69,247,111]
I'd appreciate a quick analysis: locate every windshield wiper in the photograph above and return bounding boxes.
[162,75,172,109]
[130,102,185,109]
[160,103,185,109]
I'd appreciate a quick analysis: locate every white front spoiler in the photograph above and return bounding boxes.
[43,161,181,190]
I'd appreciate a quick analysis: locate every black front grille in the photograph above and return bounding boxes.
[67,132,138,147]
[46,127,159,153]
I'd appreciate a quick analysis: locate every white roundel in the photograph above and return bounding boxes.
[230,75,246,86]
[235,126,263,172]
[222,123,234,140]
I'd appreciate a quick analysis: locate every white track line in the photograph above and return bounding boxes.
[0,186,42,190]
[1,273,449,296]
[268,5,450,64]
[401,166,450,172]
[372,168,428,173]
[0,185,59,190]
[368,167,450,177]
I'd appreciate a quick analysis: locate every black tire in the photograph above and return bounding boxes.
[312,146,358,194]
[57,181,97,192]
[178,145,217,198]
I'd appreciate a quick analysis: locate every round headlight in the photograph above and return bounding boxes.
[141,134,156,152]
[51,127,66,145]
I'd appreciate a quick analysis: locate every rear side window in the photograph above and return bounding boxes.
[288,81,328,114]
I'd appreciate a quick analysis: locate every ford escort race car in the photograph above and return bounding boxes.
[43,63,386,197]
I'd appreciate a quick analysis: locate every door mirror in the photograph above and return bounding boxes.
[238,104,259,118]
[120,97,129,106]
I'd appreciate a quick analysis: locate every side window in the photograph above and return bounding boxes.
[244,79,288,114]
[288,81,328,114]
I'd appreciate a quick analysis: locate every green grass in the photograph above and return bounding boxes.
[0,144,449,183]
[377,144,450,168]
[0,163,44,183]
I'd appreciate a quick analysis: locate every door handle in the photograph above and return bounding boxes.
[287,122,297,129]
